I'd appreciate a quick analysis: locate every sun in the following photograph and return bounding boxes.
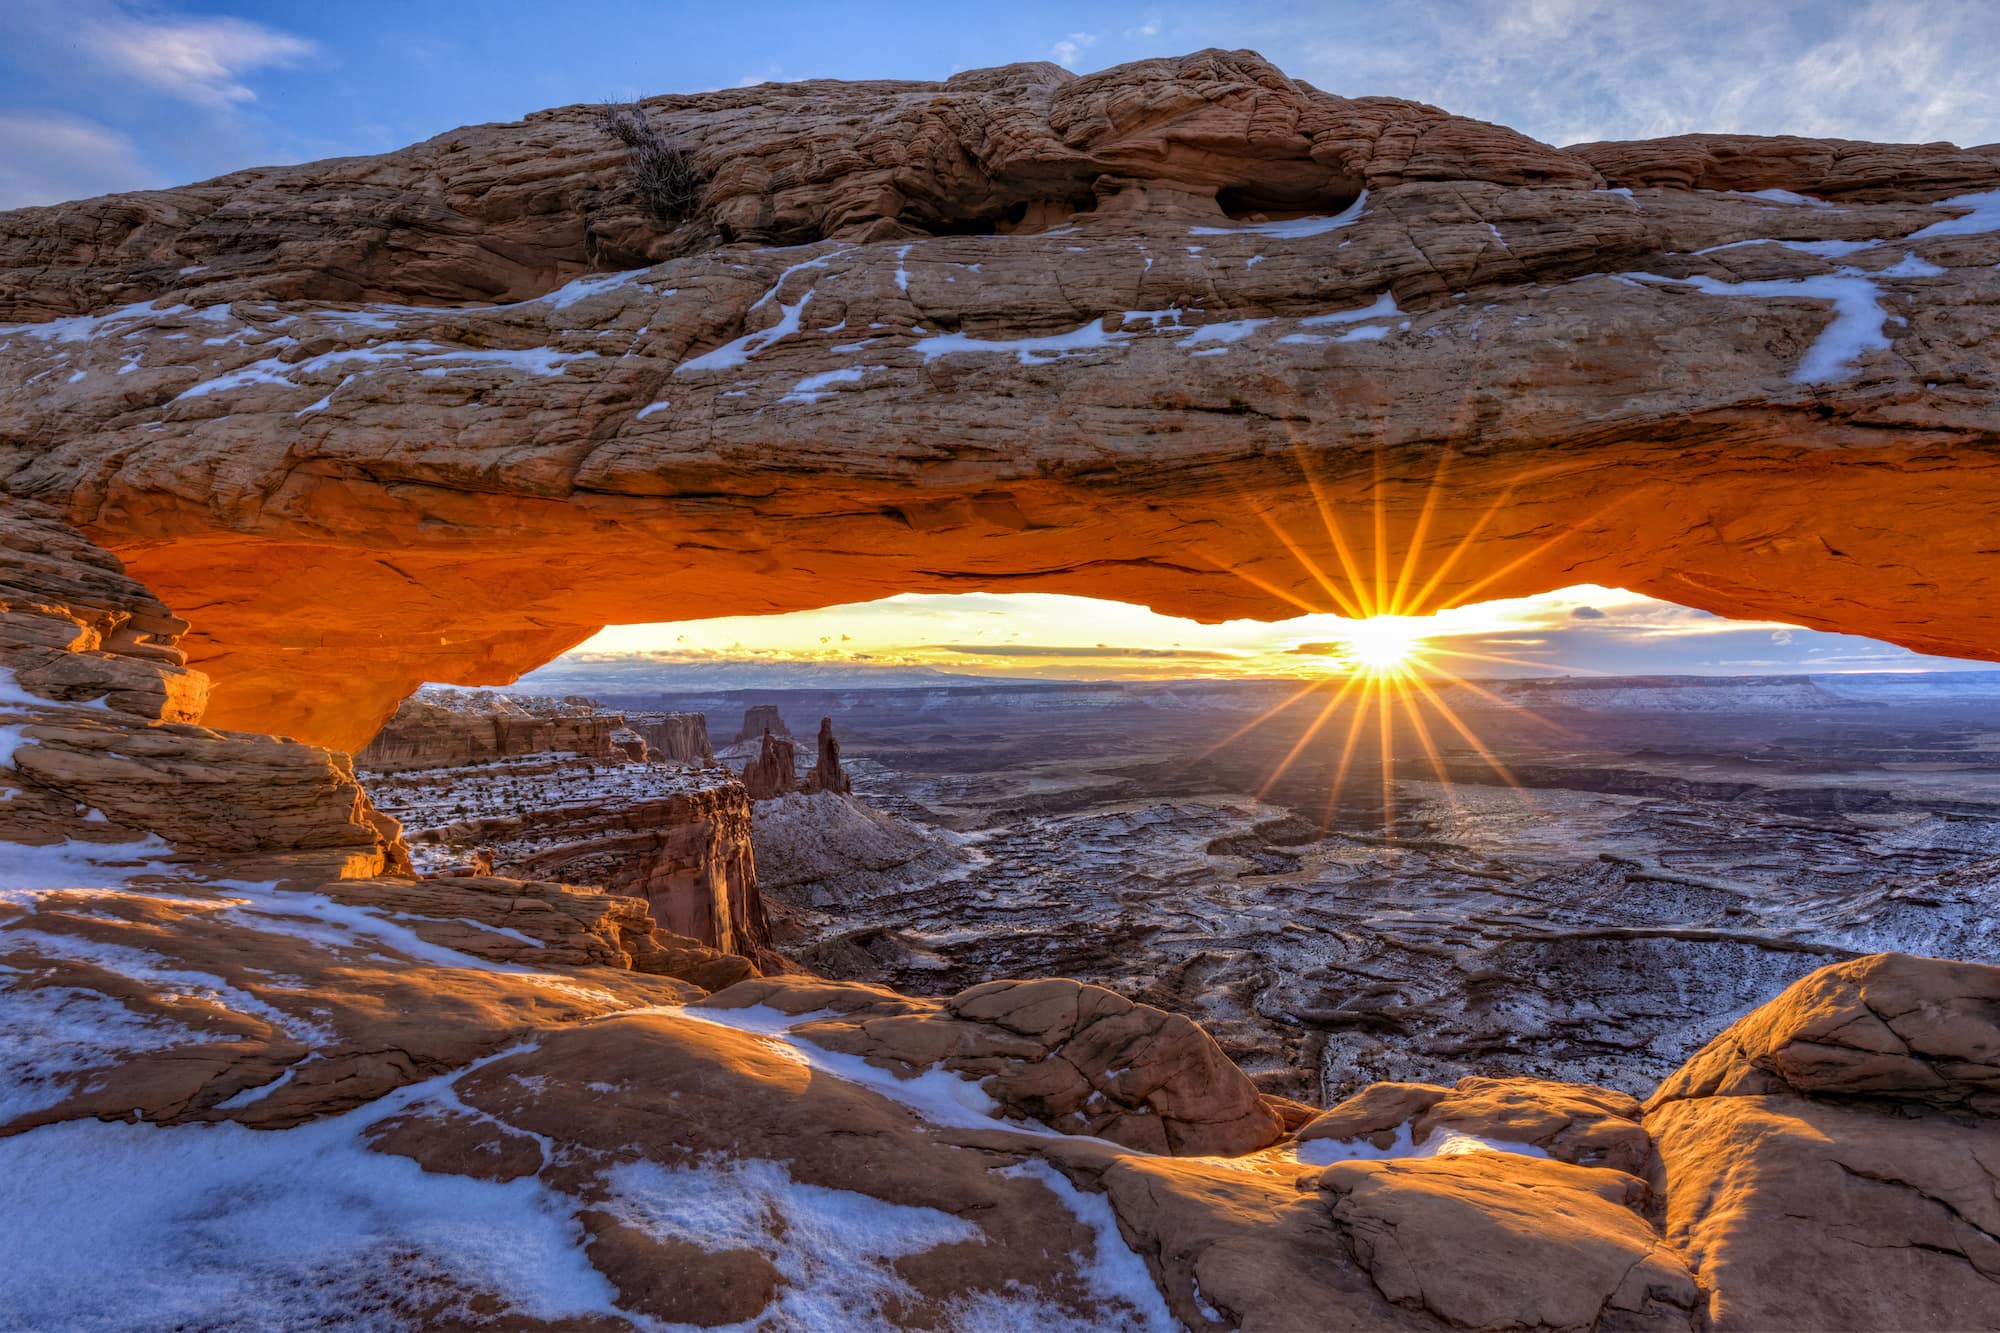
[1341,615,1429,672]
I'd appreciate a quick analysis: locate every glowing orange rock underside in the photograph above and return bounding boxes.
[103,438,2000,753]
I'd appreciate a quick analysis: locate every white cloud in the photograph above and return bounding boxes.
[0,111,160,208]
[1052,31,1100,69]
[1268,0,2000,147]
[82,11,315,108]
[1129,15,1162,38]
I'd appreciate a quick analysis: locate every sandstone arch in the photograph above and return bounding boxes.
[1,50,1995,752]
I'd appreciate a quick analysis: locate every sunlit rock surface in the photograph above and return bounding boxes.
[356,688,625,771]
[365,749,772,964]
[4,49,2000,1331]
[1,51,1996,748]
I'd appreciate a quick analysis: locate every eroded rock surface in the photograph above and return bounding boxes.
[1644,953,2000,1329]
[357,688,624,771]
[4,50,1999,1332]
[701,973,1284,1156]
[6,562,1996,1328]
[366,754,772,962]
[0,51,1995,748]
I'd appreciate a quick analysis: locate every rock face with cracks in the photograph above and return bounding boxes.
[0,50,1996,749]
[356,695,624,771]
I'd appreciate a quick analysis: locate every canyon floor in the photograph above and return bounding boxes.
[481,673,2000,1109]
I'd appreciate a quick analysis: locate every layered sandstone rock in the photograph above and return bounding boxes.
[700,973,1284,1155]
[4,50,2000,1332]
[1,499,402,875]
[732,704,791,744]
[400,775,770,962]
[738,728,799,800]
[357,692,623,771]
[1299,1075,1654,1176]
[0,52,1994,748]
[1639,952,2000,1330]
[804,715,852,796]
[631,711,713,765]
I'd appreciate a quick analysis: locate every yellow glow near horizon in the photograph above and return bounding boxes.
[1338,615,1431,672]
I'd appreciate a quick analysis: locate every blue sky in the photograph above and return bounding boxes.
[3,1,1997,209]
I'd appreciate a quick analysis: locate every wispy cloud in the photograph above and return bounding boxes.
[0,111,160,207]
[82,9,315,109]
[939,643,1241,660]
[1051,31,1100,69]
[1274,0,2000,146]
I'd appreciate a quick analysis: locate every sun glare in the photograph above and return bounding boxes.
[1194,444,1605,836]
[1340,616,1429,672]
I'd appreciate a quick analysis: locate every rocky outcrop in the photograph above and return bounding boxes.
[632,711,713,765]
[5,583,1998,1333]
[732,704,790,744]
[738,729,798,800]
[803,715,851,795]
[1642,953,2000,1330]
[701,973,1284,1156]
[411,777,771,963]
[1,498,403,875]
[357,694,622,771]
[1,51,1995,749]
[1299,1076,1654,1176]
[1647,950,2000,1113]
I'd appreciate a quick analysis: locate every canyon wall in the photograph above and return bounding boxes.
[420,780,770,962]
[0,51,1994,749]
[356,696,622,771]
[631,711,714,765]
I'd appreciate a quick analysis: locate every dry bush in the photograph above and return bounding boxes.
[598,101,701,222]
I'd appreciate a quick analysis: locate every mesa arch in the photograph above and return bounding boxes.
[1,49,1995,752]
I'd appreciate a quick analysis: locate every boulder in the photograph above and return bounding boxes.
[1300,1075,1653,1176]
[1644,953,2000,1329]
[701,974,1284,1156]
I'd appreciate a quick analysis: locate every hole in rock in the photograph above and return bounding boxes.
[902,191,1101,237]
[1214,175,1364,221]
[349,582,2000,1097]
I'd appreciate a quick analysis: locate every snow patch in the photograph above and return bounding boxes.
[1694,238,1882,258]
[0,985,214,1124]
[1910,187,2000,238]
[1292,1123,1552,1167]
[997,1161,1178,1333]
[1189,190,1368,239]
[1621,259,1939,383]
[0,1044,632,1330]
[912,320,1130,365]
[602,1155,978,1328]
[1724,188,1836,208]
[1298,292,1401,326]
[781,364,884,404]
[1176,318,1271,349]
